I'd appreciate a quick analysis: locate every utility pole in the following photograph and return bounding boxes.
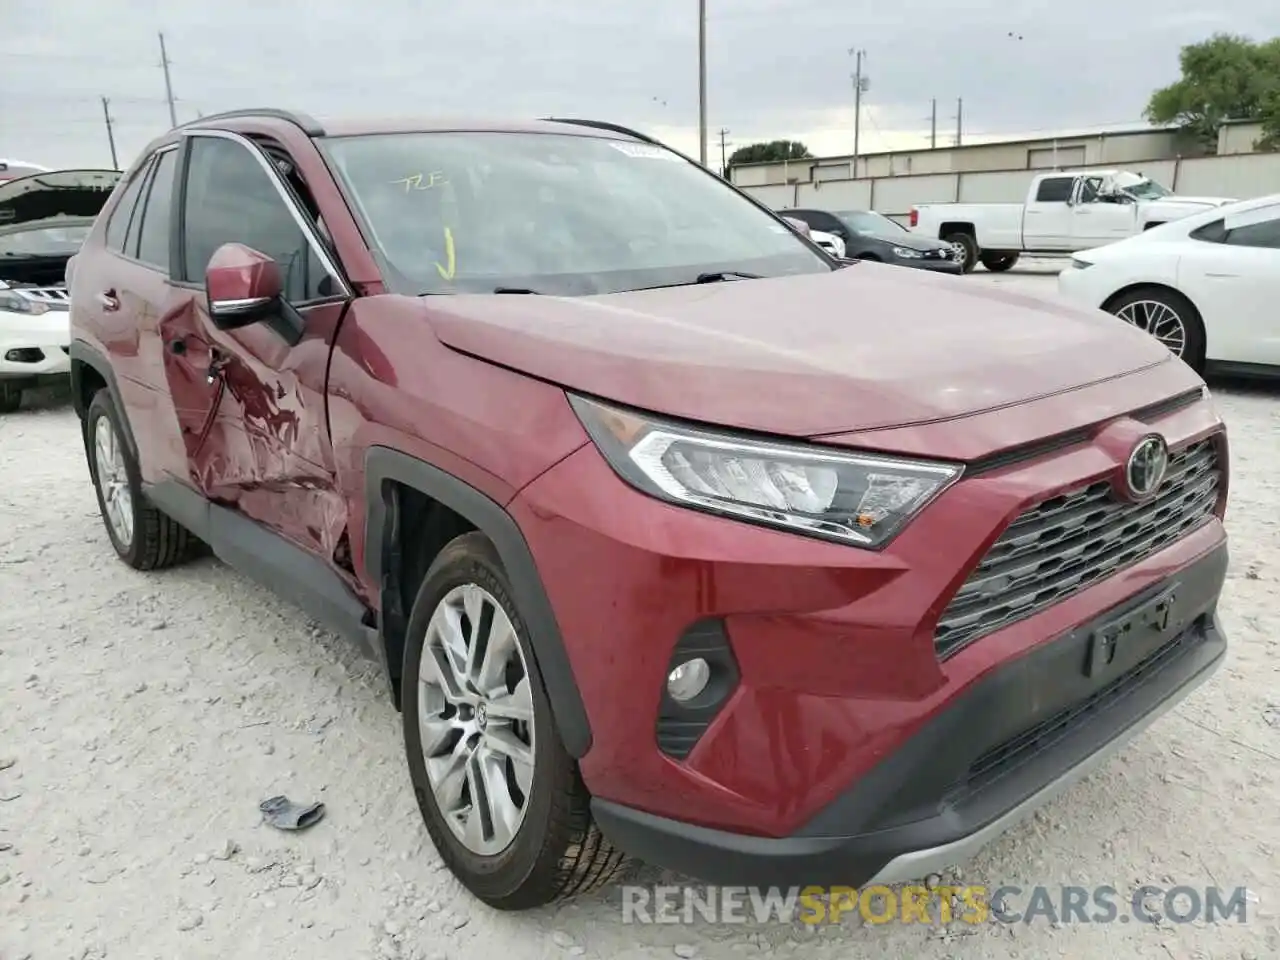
[930,98,937,149]
[717,127,732,177]
[697,0,708,166]
[158,31,178,128]
[101,97,119,170]
[954,97,963,147]
[849,48,868,175]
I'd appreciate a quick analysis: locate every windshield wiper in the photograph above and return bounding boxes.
[493,286,540,294]
[695,271,761,283]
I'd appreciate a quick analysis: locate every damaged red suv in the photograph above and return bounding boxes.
[67,110,1230,910]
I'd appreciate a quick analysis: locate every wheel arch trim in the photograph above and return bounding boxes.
[363,446,593,759]
[69,340,141,466]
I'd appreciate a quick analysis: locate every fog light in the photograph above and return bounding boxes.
[666,658,710,702]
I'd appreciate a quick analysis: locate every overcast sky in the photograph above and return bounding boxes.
[4,0,1276,171]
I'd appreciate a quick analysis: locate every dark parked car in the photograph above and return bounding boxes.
[69,109,1229,911]
[780,207,963,272]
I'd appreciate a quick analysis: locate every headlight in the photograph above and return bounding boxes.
[0,291,48,315]
[892,247,924,259]
[1069,257,1093,270]
[569,395,963,548]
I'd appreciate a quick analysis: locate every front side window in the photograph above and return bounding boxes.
[320,131,831,296]
[181,136,334,302]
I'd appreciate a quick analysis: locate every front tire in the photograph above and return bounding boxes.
[402,531,624,910]
[943,231,979,273]
[85,388,202,570]
[1104,287,1206,373]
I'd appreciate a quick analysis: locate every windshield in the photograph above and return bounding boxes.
[320,131,831,296]
[1113,172,1171,200]
[834,209,905,235]
[0,223,92,257]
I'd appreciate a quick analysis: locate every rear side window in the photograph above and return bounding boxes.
[135,149,179,270]
[1035,177,1074,203]
[104,161,152,254]
[180,136,334,302]
[1225,213,1280,250]
[1191,208,1280,249]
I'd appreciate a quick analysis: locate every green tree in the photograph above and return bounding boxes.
[727,140,813,167]
[1144,33,1280,152]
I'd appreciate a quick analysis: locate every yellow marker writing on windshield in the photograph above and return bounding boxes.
[391,171,449,192]
[435,226,456,280]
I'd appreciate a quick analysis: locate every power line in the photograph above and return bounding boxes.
[10,92,180,106]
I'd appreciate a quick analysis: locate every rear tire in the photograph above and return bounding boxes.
[0,384,21,413]
[942,231,979,273]
[979,252,1019,272]
[402,531,625,910]
[1104,286,1206,373]
[85,388,203,570]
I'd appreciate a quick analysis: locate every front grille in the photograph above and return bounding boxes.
[18,286,71,311]
[935,438,1221,659]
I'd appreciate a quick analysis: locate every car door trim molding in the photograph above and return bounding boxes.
[174,128,354,299]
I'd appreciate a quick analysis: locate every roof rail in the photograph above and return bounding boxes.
[541,117,660,145]
[173,108,325,137]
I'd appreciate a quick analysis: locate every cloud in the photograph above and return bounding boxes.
[4,0,1274,169]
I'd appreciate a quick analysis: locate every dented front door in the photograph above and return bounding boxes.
[191,297,348,559]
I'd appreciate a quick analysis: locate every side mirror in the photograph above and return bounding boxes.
[782,216,811,237]
[205,242,283,331]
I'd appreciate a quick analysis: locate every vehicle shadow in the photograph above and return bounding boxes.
[8,381,74,413]
[1206,374,1280,399]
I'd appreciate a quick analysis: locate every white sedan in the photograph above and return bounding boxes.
[1057,193,1280,377]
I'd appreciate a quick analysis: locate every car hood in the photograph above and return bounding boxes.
[0,168,120,241]
[427,265,1174,437]
[1144,196,1235,215]
[863,231,948,251]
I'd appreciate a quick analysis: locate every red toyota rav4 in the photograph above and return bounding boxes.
[67,110,1230,910]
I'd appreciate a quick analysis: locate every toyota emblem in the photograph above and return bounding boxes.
[1124,435,1169,500]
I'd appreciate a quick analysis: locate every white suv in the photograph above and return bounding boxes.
[0,168,119,412]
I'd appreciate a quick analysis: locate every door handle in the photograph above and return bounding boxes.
[1205,272,1239,279]
[97,290,120,312]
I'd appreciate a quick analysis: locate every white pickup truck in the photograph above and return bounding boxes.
[907,169,1235,273]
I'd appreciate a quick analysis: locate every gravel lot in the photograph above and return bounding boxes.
[2,264,1277,960]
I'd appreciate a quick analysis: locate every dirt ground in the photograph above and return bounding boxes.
[2,266,1277,960]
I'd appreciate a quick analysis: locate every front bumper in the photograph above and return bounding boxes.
[898,255,964,273]
[1055,262,1109,308]
[510,378,1226,837]
[591,543,1227,886]
[0,310,71,381]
